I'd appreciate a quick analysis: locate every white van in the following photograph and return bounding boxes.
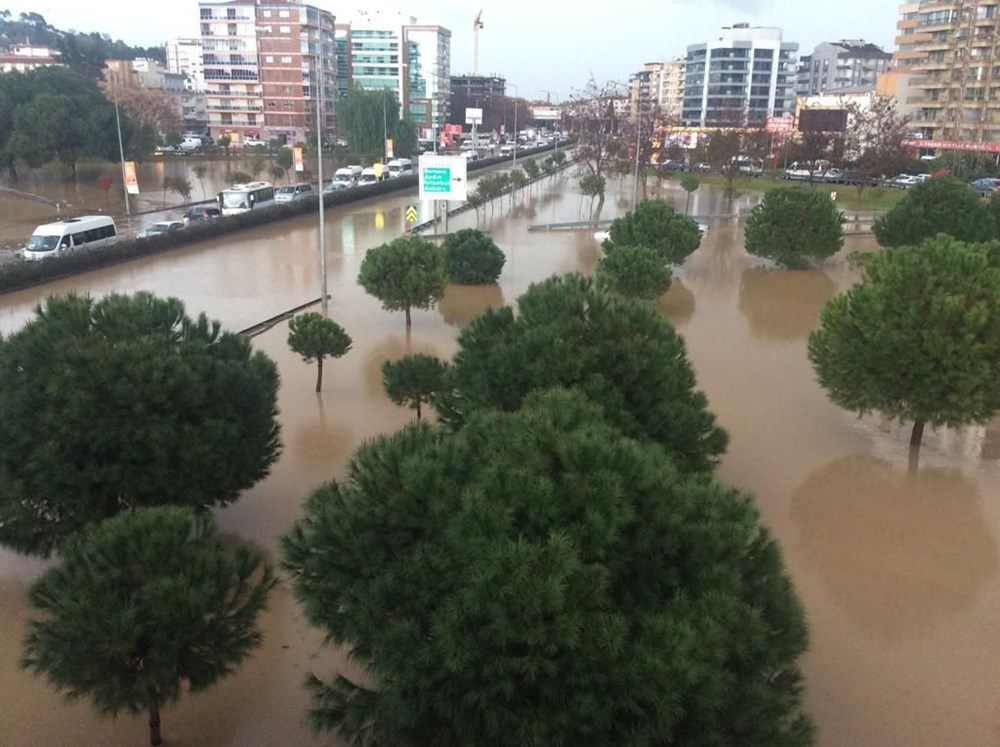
[274,182,314,203]
[386,158,414,178]
[23,216,118,261]
[358,167,379,185]
[179,136,203,151]
[331,167,358,187]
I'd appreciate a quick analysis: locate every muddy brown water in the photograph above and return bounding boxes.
[0,174,998,746]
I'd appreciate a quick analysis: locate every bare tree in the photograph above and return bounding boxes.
[844,97,911,201]
[564,78,624,178]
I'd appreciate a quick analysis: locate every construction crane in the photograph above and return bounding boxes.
[541,90,557,104]
[473,10,484,75]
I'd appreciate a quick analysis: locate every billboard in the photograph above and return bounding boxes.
[798,109,848,133]
[123,161,139,195]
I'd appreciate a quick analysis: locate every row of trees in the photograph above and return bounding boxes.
[335,87,418,158]
[735,174,1000,463]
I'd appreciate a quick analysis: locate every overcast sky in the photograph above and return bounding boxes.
[5,0,900,99]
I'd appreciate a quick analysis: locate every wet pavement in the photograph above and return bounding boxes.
[0,171,998,746]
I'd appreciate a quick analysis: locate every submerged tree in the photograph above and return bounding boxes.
[0,292,281,556]
[809,236,1000,459]
[358,236,446,330]
[603,198,702,265]
[872,175,994,247]
[595,244,672,299]
[22,507,275,746]
[283,389,813,746]
[436,274,727,473]
[744,187,845,268]
[442,228,505,284]
[381,353,449,421]
[287,312,353,393]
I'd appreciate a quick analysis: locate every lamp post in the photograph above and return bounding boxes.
[316,45,328,313]
[632,99,642,209]
[509,83,518,170]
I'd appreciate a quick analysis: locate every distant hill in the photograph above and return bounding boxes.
[0,10,165,79]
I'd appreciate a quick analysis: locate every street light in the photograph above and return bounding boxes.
[509,83,518,169]
[316,43,328,313]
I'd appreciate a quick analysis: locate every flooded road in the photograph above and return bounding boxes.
[1,172,998,745]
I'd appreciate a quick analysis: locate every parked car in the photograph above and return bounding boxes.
[970,177,1000,195]
[242,137,268,148]
[183,206,222,224]
[821,168,845,183]
[694,162,712,173]
[662,159,687,171]
[139,220,185,238]
[178,137,203,151]
[323,181,349,194]
[887,174,922,189]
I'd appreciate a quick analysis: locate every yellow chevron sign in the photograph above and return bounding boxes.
[405,205,418,223]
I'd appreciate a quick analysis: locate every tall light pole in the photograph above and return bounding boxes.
[633,99,642,209]
[509,83,518,169]
[112,88,131,228]
[316,46,328,313]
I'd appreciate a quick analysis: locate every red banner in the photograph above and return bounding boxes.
[903,138,1000,153]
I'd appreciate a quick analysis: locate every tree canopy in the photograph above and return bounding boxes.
[435,274,727,473]
[808,236,1000,452]
[442,228,506,284]
[0,292,281,555]
[22,507,274,746]
[358,236,447,329]
[744,187,845,268]
[595,243,673,299]
[381,353,449,421]
[282,388,812,746]
[337,87,413,156]
[0,66,127,174]
[872,176,995,247]
[287,312,352,392]
[602,199,702,265]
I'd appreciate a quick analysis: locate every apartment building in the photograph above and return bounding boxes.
[894,0,1000,142]
[628,58,687,120]
[682,23,798,126]
[796,40,892,96]
[165,38,206,92]
[198,0,335,144]
[0,44,61,73]
[338,11,451,140]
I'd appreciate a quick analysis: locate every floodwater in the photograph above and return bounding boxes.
[1,170,999,746]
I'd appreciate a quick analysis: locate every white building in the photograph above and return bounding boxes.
[683,23,798,126]
[165,38,206,92]
[0,44,61,73]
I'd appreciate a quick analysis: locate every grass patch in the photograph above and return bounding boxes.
[691,173,906,211]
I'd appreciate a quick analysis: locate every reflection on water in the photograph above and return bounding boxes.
[2,174,1000,746]
[738,267,837,341]
[438,283,505,328]
[792,454,997,641]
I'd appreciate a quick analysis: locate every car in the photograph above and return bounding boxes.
[694,162,712,173]
[323,181,349,194]
[183,206,222,224]
[887,174,921,189]
[242,137,268,148]
[274,182,314,202]
[662,159,687,171]
[970,177,1000,195]
[138,220,185,238]
[821,168,845,183]
[153,145,177,155]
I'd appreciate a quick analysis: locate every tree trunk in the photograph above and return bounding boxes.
[148,704,162,746]
[685,193,691,215]
[315,356,324,393]
[415,399,422,421]
[405,306,412,329]
[909,420,925,449]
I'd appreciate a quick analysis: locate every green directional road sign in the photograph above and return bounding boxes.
[418,155,468,201]
[423,167,451,193]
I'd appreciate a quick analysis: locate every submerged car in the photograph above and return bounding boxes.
[183,206,222,223]
[138,220,185,238]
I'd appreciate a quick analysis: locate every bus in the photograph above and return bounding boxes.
[218,181,275,216]
[22,215,118,261]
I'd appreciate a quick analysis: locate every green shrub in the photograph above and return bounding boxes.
[443,229,506,284]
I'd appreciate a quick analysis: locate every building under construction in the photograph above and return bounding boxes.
[895,0,1000,143]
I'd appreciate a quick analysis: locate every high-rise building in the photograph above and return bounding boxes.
[682,23,798,126]
[165,38,206,92]
[893,0,1000,142]
[629,62,663,119]
[796,40,892,96]
[198,0,335,144]
[659,57,686,119]
[628,58,686,121]
[339,11,451,140]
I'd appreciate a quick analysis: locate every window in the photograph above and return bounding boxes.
[279,9,290,17]
[200,9,212,20]
[281,55,292,63]
[262,9,271,17]
[279,25,291,33]
[228,24,237,36]
[265,55,274,63]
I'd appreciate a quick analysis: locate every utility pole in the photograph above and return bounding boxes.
[316,48,328,314]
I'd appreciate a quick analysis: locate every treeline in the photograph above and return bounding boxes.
[0,66,132,178]
[0,11,164,80]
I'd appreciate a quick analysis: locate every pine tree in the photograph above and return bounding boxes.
[381,354,449,420]
[287,312,352,392]
[22,507,275,746]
